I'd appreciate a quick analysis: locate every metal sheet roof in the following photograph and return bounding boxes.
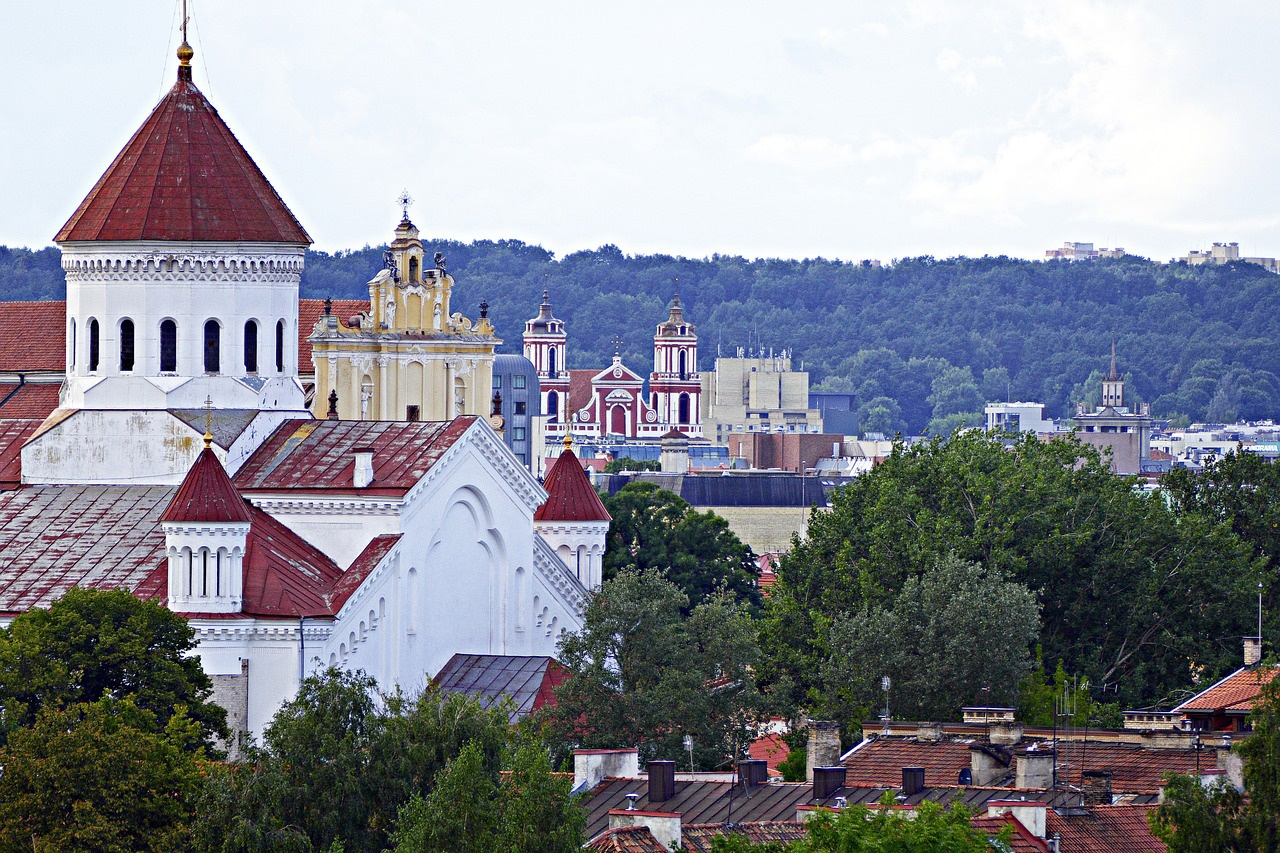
[433,653,568,721]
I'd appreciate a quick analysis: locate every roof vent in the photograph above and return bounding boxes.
[647,760,675,802]
[353,447,375,488]
[812,766,846,801]
[902,766,925,797]
[737,759,768,788]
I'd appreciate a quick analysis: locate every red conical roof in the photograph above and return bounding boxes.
[56,76,310,244]
[534,447,611,522]
[160,446,253,524]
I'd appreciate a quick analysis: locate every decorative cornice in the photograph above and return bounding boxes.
[244,496,403,516]
[61,247,303,286]
[533,536,589,614]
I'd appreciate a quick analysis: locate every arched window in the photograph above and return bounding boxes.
[408,256,419,282]
[678,350,688,380]
[119,319,135,371]
[678,392,690,425]
[275,320,285,373]
[88,318,100,371]
[69,319,76,369]
[204,320,220,374]
[243,320,258,373]
[548,348,557,378]
[160,320,177,372]
[546,391,559,422]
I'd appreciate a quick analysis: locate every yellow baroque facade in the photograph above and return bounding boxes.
[309,217,500,421]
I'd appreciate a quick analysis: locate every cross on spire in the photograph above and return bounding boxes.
[611,335,624,358]
[397,190,414,219]
[202,396,214,448]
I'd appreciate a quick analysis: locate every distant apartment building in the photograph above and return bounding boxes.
[1045,241,1125,261]
[700,352,823,443]
[1181,241,1279,273]
[984,401,1057,434]
[491,354,542,472]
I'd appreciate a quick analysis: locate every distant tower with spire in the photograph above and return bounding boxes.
[523,291,570,439]
[1073,341,1153,474]
[650,294,702,434]
[1101,337,1124,410]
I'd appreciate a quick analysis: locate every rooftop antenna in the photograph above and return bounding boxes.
[880,675,892,735]
[683,734,695,773]
[1260,581,1265,657]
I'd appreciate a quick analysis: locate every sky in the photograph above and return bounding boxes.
[2,1,1278,263]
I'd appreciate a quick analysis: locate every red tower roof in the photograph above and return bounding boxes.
[56,72,310,244]
[160,446,253,524]
[534,447,611,522]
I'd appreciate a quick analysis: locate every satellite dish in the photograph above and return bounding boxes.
[959,768,973,785]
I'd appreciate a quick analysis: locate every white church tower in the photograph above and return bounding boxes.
[24,34,313,485]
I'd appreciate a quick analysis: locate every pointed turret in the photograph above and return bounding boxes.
[534,436,610,589]
[160,444,253,524]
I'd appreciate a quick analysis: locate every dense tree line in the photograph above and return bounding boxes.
[5,241,1280,429]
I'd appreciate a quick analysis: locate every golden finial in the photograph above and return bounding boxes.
[563,430,574,451]
[177,0,195,77]
[203,396,214,449]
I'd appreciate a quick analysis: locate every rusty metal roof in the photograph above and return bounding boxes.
[56,78,309,244]
[433,654,569,721]
[160,447,253,524]
[234,418,476,496]
[535,447,610,522]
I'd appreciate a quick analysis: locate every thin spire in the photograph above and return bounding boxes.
[1108,337,1118,381]
[203,395,214,448]
[177,0,195,82]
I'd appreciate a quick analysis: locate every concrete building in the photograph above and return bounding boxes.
[1181,241,1279,273]
[491,354,542,472]
[1045,242,1125,261]
[985,401,1057,434]
[1072,347,1153,475]
[700,353,823,442]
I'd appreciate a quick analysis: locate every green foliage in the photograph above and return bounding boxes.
[1236,675,1280,847]
[1018,656,1102,727]
[0,586,227,749]
[708,799,1003,852]
[192,668,510,853]
[548,569,765,769]
[822,553,1038,724]
[602,457,661,472]
[1149,775,1247,853]
[776,745,807,782]
[760,431,1258,723]
[602,481,760,611]
[391,737,584,853]
[0,698,204,852]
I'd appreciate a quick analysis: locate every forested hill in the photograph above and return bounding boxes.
[4,241,1279,433]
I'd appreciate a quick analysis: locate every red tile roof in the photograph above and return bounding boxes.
[56,77,309,244]
[535,447,610,522]
[0,384,62,419]
[587,826,669,852]
[0,303,66,372]
[0,419,42,490]
[970,814,1051,852]
[748,732,791,777]
[159,447,253,524]
[681,821,808,850]
[233,418,476,496]
[1044,805,1166,853]
[297,299,369,375]
[1175,665,1279,714]
[843,737,976,788]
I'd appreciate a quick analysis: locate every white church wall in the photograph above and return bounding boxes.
[23,410,215,485]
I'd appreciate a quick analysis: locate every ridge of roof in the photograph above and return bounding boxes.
[160,447,253,524]
[535,447,611,522]
[56,78,310,244]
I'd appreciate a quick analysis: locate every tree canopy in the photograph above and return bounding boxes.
[548,568,766,769]
[0,586,227,749]
[760,430,1259,729]
[601,480,759,611]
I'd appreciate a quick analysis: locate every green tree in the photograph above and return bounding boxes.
[760,431,1257,722]
[0,698,204,852]
[0,586,227,748]
[1149,774,1246,853]
[603,457,661,473]
[855,395,905,437]
[548,569,765,769]
[708,799,1005,851]
[601,481,759,611]
[192,668,510,853]
[821,553,1039,724]
[1236,675,1280,848]
[391,737,584,853]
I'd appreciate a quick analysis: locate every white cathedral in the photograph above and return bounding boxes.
[0,37,608,742]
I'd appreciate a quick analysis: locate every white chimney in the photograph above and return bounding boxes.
[987,800,1047,839]
[608,809,681,850]
[353,447,375,488]
[572,748,640,791]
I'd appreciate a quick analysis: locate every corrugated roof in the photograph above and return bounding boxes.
[535,447,610,522]
[0,303,66,372]
[433,653,569,721]
[1175,665,1279,714]
[298,299,369,374]
[1044,805,1166,853]
[160,447,253,524]
[233,418,475,496]
[56,76,309,244]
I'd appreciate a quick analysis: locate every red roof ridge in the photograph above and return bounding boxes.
[535,447,611,522]
[56,78,309,244]
[160,446,253,523]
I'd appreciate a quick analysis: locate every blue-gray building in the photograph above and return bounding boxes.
[492,354,541,470]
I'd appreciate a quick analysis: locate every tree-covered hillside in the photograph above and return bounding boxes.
[4,240,1279,432]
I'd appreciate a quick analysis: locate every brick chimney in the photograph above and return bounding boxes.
[987,800,1047,839]
[1244,636,1262,667]
[970,744,1012,786]
[806,721,841,782]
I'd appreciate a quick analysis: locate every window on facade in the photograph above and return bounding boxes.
[678,392,690,424]
[160,320,177,372]
[546,391,558,421]
[406,405,420,422]
[69,319,76,368]
[275,320,285,372]
[493,375,502,389]
[548,348,557,378]
[512,374,526,389]
[408,256,419,282]
[679,350,688,379]
[88,318,100,371]
[513,427,526,440]
[204,320,220,374]
[514,401,526,415]
[119,319,135,371]
[243,321,258,373]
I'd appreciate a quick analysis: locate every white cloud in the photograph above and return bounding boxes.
[745,134,857,169]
